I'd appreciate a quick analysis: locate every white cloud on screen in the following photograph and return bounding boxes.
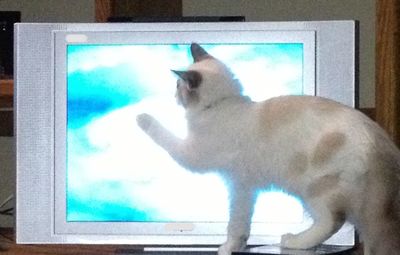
[205,45,303,101]
[68,46,189,74]
[232,59,302,102]
[68,46,190,97]
[208,45,255,62]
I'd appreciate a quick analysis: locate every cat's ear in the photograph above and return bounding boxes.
[171,70,202,90]
[190,43,212,63]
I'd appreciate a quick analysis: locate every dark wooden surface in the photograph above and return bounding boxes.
[0,79,13,136]
[113,0,182,18]
[376,0,400,146]
[0,228,143,255]
[95,0,115,22]
[95,0,182,22]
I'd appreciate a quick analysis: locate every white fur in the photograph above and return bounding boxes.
[137,45,400,255]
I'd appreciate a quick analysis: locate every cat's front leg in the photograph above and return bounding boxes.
[136,113,156,132]
[137,113,186,162]
[219,185,255,255]
[218,235,248,255]
[136,113,181,150]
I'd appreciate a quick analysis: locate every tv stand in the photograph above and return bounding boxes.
[100,245,357,255]
[0,228,360,254]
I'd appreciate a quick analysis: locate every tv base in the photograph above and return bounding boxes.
[233,245,355,255]
[113,245,355,255]
[115,247,219,254]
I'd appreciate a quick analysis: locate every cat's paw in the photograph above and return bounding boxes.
[281,233,303,250]
[136,113,155,131]
[282,230,328,250]
[218,239,246,255]
[218,243,231,255]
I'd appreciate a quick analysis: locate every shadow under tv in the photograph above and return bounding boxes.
[15,21,358,251]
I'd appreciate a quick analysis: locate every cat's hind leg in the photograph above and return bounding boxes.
[281,197,345,250]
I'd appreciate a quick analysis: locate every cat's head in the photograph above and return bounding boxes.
[172,43,243,112]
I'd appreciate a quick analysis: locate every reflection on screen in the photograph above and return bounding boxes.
[66,44,305,222]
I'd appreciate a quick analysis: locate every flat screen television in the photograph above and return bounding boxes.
[15,21,358,248]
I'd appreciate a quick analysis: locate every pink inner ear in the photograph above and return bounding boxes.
[176,79,198,108]
[172,69,202,90]
[177,79,192,92]
[184,80,195,91]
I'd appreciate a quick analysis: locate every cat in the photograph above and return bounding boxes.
[136,43,400,255]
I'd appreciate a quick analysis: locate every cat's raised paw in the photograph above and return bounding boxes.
[136,113,155,131]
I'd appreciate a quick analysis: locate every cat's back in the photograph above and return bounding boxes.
[255,95,400,165]
[254,95,399,157]
[254,95,352,135]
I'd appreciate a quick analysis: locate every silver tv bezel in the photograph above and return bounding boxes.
[15,21,357,245]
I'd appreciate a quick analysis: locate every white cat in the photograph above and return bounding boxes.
[136,43,400,255]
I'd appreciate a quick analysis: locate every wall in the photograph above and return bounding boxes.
[0,0,95,22]
[183,0,376,108]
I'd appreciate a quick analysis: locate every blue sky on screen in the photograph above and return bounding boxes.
[66,44,305,223]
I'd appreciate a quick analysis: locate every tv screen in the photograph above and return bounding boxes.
[65,43,307,223]
[15,22,357,246]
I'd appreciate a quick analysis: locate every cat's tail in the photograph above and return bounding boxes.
[358,150,400,255]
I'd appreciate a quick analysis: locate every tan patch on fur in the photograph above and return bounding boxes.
[307,174,341,198]
[288,152,308,177]
[257,96,341,136]
[327,192,348,220]
[257,96,308,134]
[311,132,346,166]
